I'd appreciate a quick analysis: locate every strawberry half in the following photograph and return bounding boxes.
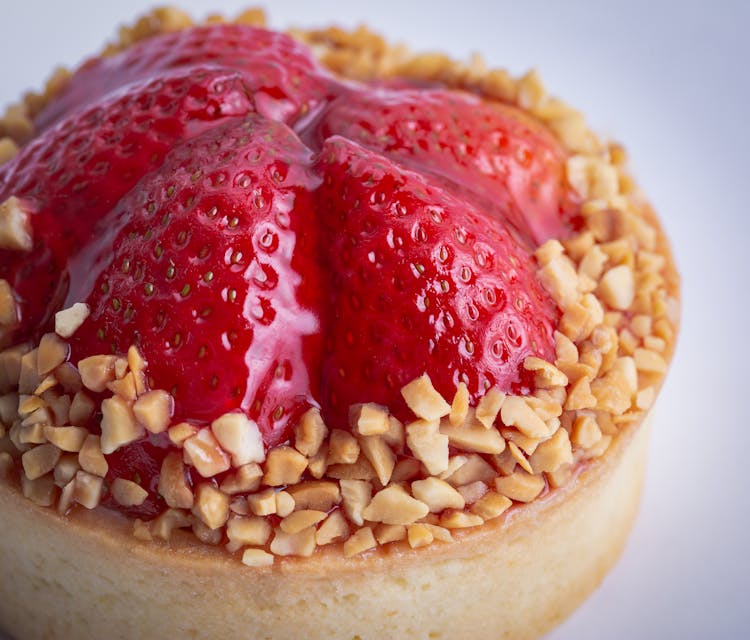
[315,136,559,428]
[67,115,324,448]
[314,87,580,244]
[0,67,256,341]
[35,24,338,133]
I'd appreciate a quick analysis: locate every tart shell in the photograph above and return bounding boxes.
[0,415,650,640]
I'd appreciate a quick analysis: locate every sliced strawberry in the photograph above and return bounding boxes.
[315,136,559,428]
[0,67,256,341]
[35,24,338,132]
[313,87,580,244]
[67,115,324,449]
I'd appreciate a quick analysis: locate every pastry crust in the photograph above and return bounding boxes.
[0,415,650,640]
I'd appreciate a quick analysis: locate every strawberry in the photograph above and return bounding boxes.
[315,136,559,428]
[314,86,580,244]
[0,67,256,341]
[67,116,324,451]
[35,24,338,132]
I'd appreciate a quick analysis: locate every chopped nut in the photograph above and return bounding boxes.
[127,345,147,395]
[449,382,470,426]
[53,453,80,487]
[495,471,546,503]
[501,396,549,438]
[247,488,277,516]
[508,442,533,474]
[211,412,265,466]
[158,451,194,509]
[77,355,118,393]
[443,454,497,486]
[275,490,295,517]
[57,478,76,514]
[0,196,33,251]
[22,443,60,480]
[598,265,635,310]
[151,509,191,541]
[168,422,199,447]
[535,239,565,266]
[350,403,390,436]
[0,343,28,393]
[100,396,144,454]
[474,388,505,429]
[634,348,667,373]
[287,481,341,511]
[529,428,573,474]
[456,480,488,505]
[192,483,229,530]
[343,526,377,558]
[227,515,272,547]
[78,435,108,477]
[280,509,327,534]
[406,419,449,475]
[407,523,434,548]
[340,478,372,526]
[111,478,148,507]
[565,376,597,410]
[470,491,512,520]
[0,279,18,328]
[362,485,429,525]
[294,407,327,456]
[571,413,602,449]
[383,415,405,453]
[106,370,136,402]
[636,386,656,410]
[262,445,308,486]
[538,254,579,308]
[500,427,541,456]
[192,518,223,545]
[358,434,396,485]
[21,473,57,506]
[18,349,41,395]
[439,510,484,529]
[20,405,52,428]
[242,549,274,567]
[391,457,422,484]
[183,428,230,478]
[411,477,465,512]
[54,303,90,338]
[132,519,153,542]
[43,426,87,452]
[523,357,568,388]
[374,523,407,545]
[440,419,505,454]
[74,470,103,509]
[316,510,350,546]
[591,371,632,415]
[307,443,328,479]
[270,526,317,557]
[327,429,360,465]
[220,463,263,495]
[69,391,95,426]
[133,390,173,435]
[33,374,58,396]
[401,374,451,420]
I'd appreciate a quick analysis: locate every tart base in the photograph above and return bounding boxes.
[0,416,650,640]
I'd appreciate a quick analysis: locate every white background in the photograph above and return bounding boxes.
[1,1,748,638]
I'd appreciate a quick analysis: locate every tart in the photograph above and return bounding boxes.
[0,7,679,640]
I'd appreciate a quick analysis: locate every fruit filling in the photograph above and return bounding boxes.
[0,11,678,561]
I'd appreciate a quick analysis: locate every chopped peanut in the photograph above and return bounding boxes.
[401,374,451,420]
[158,451,194,509]
[361,485,429,525]
[449,382,470,426]
[474,388,505,429]
[220,463,263,495]
[529,427,573,474]
[495,471,546,503]
[242,549,275,567]
[192,483,230,530]
[133,390,173,434]
[0,196,33,251]
[77,355,118,393]
[270,526,317,557]
[343,526,377,558]
[73,470,103,509]
[21,473,57,506]
[100,396,144,454]
[0,280,18,329]
[439,419,505,454]
[443,454,497,486]
[78,435,108,477]
[598,265,635,310]
[350,402,390,436]
[227,515,272,547]
[263,446,308,486]
[294,407,328,456]
[407,523,433,548]
[501,396,549,438]
[111,478,148,507]
[211,412,265,466]
[280,509,327,534]
[43,426,87,452]
[183,428,231,478]
[327,429,360,465]
[634,348,667,373]
[456,481,488,505]
[471,491,512,520]
[275,491,295,517]
[406,419,449,475]
[151,509,191,541]
[69,391,95,426]
[439,510,484,529]
[168,422,199,447]
[340,479,372,526]
[411,477,465,512]
[374,523,407,545]
[316,510,350,546]
[572,414,603,449]
[358,434,395,485]
[287,481,341,511]
[21,443,60,480]
[126,345,147,395]
[247,488,278,516]
[54,303,90,339]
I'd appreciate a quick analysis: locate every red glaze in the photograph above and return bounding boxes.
[67,116,324,448]
[0,24,582,517]
[315,136,558,428]
[34,24,337,132]
[0,67,256,340]
[314,87,580,245]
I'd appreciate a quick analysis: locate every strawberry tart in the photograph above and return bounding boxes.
[0,7,679,640]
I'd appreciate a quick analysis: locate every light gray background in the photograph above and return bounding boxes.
[1,1,748,638]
